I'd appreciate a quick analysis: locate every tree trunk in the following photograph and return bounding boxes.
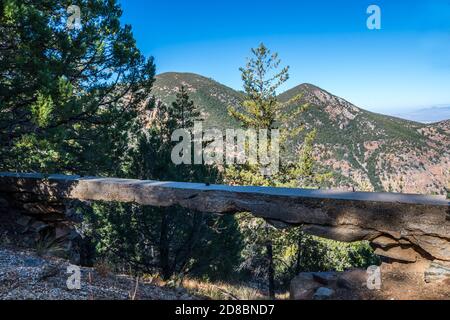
[174,212,204,275]
[159,209,171,280]
[295,233,303,275]
[266,230,275,299]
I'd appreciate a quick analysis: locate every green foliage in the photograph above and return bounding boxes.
[224,44,377,294]
[225,44,320,296]
[152,72,243,130]
[171,86,201,128]
[154,73,445,193]
[1,2,382,293]
[84,88,243,281]
[0,0,155,175]
[84,201,242,281]
[31,92,54,128]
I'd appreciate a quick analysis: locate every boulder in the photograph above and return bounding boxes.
[23,203,64,215]
[312,272,338,286]
[313,287,334,300]
[30,221,50,233]
[374,246,419,263]
[16,216,32,227]
[55,226,71,240]
[290,273,319,300]
[336,269,368,290]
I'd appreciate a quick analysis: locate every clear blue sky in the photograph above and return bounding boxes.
[118,0,450,113]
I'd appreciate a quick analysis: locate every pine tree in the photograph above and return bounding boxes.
[90,89,242,280]
[171,86,201,128]
[226,43,326,299]
[0,0,155,175]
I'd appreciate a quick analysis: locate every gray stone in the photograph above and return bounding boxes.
[313,287,334,300]
[290,273,319,300]
[23,203,64,215]
[312,272,338,285]
[23,257,44,268]
[337,269,368,289]
[55,227,71,240]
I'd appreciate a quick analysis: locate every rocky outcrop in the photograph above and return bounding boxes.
[290,270,370,300]
[1,173,448,261]
[291,264,450,300]
[0,176,87,264]
[0,172,449,285]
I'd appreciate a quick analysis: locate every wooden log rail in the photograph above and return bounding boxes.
[0,172,449,263]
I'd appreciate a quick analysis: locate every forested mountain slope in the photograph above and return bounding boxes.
[152,73,449,195]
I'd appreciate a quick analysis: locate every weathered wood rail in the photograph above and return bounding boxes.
[0,172,449,264]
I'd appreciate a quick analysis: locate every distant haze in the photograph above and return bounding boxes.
[389,106,450,124]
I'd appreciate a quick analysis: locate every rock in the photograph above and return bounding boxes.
[55,227,71,240]
[1,172,449,263]
[290,273,319,300]
[313,287,334,300]
[30,221,50,233]
[408,235,450,262]
[374,246,419,263]
[372,236,401,248]
[38,264,60,280]
[23,257,44,268]
[12,193,38,202]
[312,272,338,285]
[16,216,32,227]
[64,207,83,223]
[424,260,450,283]
[68,230,81,240]
[23,203,64,215]
[337,269,368,290]
[0,246,199,300]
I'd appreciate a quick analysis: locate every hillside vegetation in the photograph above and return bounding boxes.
[153,73,449,194]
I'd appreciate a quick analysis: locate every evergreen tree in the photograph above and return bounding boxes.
[0,0,155,175]
[171,86,201,128]
[86,89,242,281]
[227,43,326,298]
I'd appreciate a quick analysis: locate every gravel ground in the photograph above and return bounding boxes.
[0,246,198,300]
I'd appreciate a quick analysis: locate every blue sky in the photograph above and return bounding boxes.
[119,0,450,114]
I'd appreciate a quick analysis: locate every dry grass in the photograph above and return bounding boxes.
[181,278,289,300]
[138,273,289,300]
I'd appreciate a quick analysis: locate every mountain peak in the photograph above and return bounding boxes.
[279,83,332,102]
[150,71,449,195]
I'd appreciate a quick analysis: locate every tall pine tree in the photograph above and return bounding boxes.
[227,43,326,298]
